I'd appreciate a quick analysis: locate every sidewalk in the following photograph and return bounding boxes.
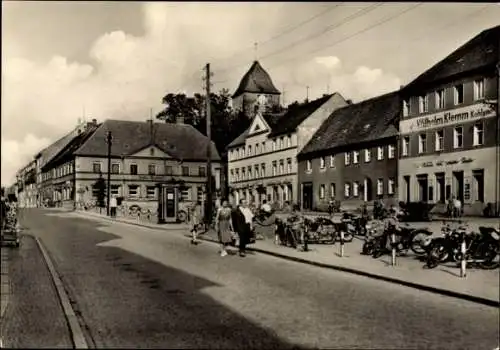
[73,210,499,306]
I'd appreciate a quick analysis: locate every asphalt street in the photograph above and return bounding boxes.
[4,208,499,349]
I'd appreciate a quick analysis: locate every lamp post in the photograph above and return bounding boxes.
[106,131,113,216]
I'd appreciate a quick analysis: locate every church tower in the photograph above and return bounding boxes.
[232,61,281,118]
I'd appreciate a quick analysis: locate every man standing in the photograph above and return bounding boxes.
[109,195,117,218]
[232,199,254,257]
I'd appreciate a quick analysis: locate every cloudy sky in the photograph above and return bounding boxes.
[2,2,500,186]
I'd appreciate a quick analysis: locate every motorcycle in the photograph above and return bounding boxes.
[426,225,500,269]
[303,217,337,244]
[369,224,433,258]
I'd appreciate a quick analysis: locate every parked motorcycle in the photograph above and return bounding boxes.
[426,225,500,269]
[303,217,337,244]
[369,224,433,258]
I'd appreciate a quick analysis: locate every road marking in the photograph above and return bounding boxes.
[35,237,88,349]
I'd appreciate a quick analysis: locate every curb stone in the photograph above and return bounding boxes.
[74,210,499,308]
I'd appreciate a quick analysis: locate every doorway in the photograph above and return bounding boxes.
[302,183,313,210]
[435,172,445,203]
[452,171,464,203]
[417,174,428,202]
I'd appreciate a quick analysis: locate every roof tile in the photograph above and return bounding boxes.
[232,61,281,98]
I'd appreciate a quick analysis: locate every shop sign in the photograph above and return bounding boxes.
[401,103,495,133]
[416,157,474,168]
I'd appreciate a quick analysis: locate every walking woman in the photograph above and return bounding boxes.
[215,200,234,257]
[190,201,203,245]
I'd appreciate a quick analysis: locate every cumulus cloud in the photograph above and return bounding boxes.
[1,3,401,185]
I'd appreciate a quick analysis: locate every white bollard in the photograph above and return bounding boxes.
[340,231,345,257]
[460,235,467,278]
[391,233,396,266]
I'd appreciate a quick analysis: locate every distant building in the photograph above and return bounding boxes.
[298,92,400,211]
[227,93,347,208]
[399,25,500,216]
[231,60,281,118]
[15,160,37,208]
[40,119,222,211]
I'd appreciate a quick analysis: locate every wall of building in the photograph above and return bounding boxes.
[232,93,281,117]
[296,94,348,152]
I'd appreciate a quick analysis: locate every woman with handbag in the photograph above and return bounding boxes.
[215,200,234,257]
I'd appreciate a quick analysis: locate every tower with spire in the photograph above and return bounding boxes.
[232,60,281,118]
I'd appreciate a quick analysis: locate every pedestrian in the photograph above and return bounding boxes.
[453,197,462,218]
[110,195,117,218]
[260,199,272,214]
[215,200,234,257]
[231,199,254,257]
[190,201,203,245]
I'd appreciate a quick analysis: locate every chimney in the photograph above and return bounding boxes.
[176,115,185,124]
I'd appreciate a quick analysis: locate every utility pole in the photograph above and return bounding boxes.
[106,131,113,216]
[306,85,310,102]
[205,63,213,225]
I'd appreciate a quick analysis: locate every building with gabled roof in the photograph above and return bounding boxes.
[38,118,222,213]
[227,92,347,208]
[298,91,400,211]
[231,60,281,118]
[399,25,500,216]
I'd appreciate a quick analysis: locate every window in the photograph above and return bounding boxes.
[329,155,335,168]
[353,151,359,164]
[235,169,239,181]
[435,130,444,151]
[419,95,428,113]
[247,145,252,156]
[128,185,139,198]
[454,127,463,148]
[197,187,204,202]
[319,184,325,199]
[364,149,371,162]
[230,169,234,182]
[148,164,156,175]
[182,166,189,176]
[403,99,409,117]
[377,179,384,196]
[247,166,252,179]
[474,79,485,100]
[110,185,120,196]
[242,168,246,180]
[473,169,484,202]
[388,178,395,195]
[388,145,395,159]
[279,159,284,174]
[377,147,384,160]
[199,166,206,177]
[345,153,350,165]
[280,137,284,149]
[165,165,173,175]
[255,143,260,154]
[454,84,464,105]
[402,136,410,156]
[473,122,484,146]
[181,187,190,201]
[130,164,138,175]
[272,140,276,151]
[353,181,359,197]
[287,135,292,147]
[435,89,445,109]
[262,142,266,153]
[272,161,277,176]
[320,156,325,169]
[284,137,289,148]
[330,183,336,198]
[254,165,259,178]
[240,148,244,158]
[111,163,120,174]
[146,186,156,199]
[261,163,266,177]
[287,158,292,173]
[418,134,427,154]
[93,162,101,173]
[344,183,351,198]
[306,160,312,172]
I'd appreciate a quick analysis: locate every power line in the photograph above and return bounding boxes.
[215,3,384,76]
[215,3,345,64]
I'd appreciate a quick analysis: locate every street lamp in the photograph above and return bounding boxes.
[106,131,113,216]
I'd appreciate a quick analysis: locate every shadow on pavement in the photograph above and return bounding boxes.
[17,208,306,349]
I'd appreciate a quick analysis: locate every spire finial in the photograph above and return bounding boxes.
[254,42,258,61]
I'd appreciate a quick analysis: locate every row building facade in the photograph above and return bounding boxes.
[398,25,500,216]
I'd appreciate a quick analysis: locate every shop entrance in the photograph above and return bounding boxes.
[417,174,428,202]
[435,172,445,203]
[452,171,464,203]
[302,183,313,210]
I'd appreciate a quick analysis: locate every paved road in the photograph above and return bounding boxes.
[6,208,499,349]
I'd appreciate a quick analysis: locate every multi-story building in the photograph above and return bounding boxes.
[399,25,500,216]
[15,160,37,207]
[231,60,282,118]
[227,93,348,207]
[298,92,400,211]
[40,119,222,211]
